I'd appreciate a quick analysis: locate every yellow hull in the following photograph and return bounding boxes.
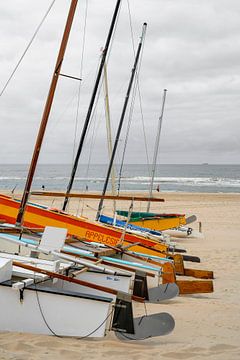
[130,215,186,231]
[0,194,168,258]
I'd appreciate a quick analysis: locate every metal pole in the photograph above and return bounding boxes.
[103,61,117,214]
[16,0,78,226]
[147,89,167,212]
[96,23,147,220]
[62,0,122,211]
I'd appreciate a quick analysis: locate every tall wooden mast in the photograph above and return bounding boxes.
[16,0,78,226]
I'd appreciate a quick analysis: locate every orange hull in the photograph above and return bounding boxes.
[0,194,168,257]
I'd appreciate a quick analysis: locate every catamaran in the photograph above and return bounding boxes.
[0,0,178,338]
[0,0,215,341]
[0,225,176,338]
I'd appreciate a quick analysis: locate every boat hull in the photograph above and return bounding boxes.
[116,210,186,230]
[0,195,169,257]
[0,252,133,300]
[0,281,112,337]
[129,216,186,231]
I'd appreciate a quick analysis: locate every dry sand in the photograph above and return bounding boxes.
[0,192,239,360]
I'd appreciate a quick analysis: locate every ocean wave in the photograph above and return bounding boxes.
[121,176,240,187]
[0,177,24,180]
[1,175,240,187]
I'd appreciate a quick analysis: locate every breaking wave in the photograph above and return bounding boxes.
[0,164,239,192]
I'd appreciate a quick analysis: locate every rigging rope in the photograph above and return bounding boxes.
[0,0,56,98]
[79,64,105,215]
[72,0,89,165]
[117,3,147,193]
[76,1,122,204]
[34,279,62,337]
[126,0,151,172]
[82,0,121,179]
[35,278,115,339]
[117,72,138,194]
[118,199,134,245]
[83,62,104,175]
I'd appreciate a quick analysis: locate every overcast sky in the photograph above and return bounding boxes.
[0,0,239,165]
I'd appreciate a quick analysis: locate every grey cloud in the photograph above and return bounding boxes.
[0,0,239,165]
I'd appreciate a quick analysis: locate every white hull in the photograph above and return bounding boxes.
[121,254,162,288]
[0,282,112,337]
[50,271,132,300]
[163,228,203,238]
[0,252,133,300]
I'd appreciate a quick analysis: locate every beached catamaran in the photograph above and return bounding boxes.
[0,0,179,339]
[114,209,188,231]
[0,195,214,296]
[113,89,195,235]
[0,6,214,342]
[0,226,177,338]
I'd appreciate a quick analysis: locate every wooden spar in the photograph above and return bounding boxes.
[62,250,155,278]
[62,0,122,211]
[106,245,214,281]
[147,89,167,212]
[175,280,214,294]
[0,227,44,234]
[173,254,214,279]
[31,191,164,202]
[16,0,79,226]
[12,261,144,303]
[96,23,148,220]
[183,268,214,279]
[66,240,214,280]
[65,239,168,273]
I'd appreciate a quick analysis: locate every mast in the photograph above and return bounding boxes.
[62,0,122,211]
[16,0,79,226]
[103,61,117,214]
[147,88,167,212]
[96,23,147,220]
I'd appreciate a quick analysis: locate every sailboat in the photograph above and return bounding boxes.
[0,0,178,339]
[112,89,196,234]
[0,16,191,270]
[0,3,177,252]
[0,223,178,337]
[0,8,175,260]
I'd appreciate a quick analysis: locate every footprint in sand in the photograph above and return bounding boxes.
[208,343,239,354]
[162,351,200,359]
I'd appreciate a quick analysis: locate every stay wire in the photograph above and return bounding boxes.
[126,0,151,173]
[80,88,102,215]
[68,0,121,206]
[83,69,104,179]
[34,277,115,339]
[117,71,138,194]
[34,279,61,338]
[72,0,89,165]
[117,15,146,193]
[78,2,121,195]
[0,0,56,98]
[77,308,114,340]
[116,301,151,341]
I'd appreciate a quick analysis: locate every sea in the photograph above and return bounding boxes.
[0,164,239,194]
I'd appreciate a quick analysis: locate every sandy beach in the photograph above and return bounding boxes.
[0,192,239,360]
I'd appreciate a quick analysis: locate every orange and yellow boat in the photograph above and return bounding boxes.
[0,194,214,293]
[0,194,171,257]
[116,210,186,231]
